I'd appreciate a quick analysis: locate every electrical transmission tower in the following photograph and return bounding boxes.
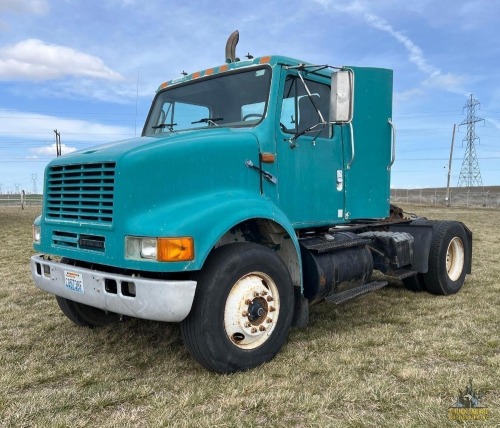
[457,94,484,188]
[32,173,38,194]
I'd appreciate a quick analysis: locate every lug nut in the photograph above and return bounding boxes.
[245,299,252,305]
[266,296,273,302]
[269,306,276,312]
[259,325,266,331]
[251,327,257,333]
[266,318,272,323]
[253,291,259,297]
[242,310,248,317]
[245,322,251,328]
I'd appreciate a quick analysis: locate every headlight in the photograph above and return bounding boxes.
[33,224,41,244]
[140,238,157,259]
[125,236,194,262]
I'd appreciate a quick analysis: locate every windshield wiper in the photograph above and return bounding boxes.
[191,117,224,126]
[152,123,177,131]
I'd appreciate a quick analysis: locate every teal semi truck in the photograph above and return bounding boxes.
[31,33,472,373]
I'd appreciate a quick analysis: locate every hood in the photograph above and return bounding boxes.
[48,127,254,166]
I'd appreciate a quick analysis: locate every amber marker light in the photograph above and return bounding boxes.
[157,237,194,262]
[260,153,276,163]
[259,56,271,64]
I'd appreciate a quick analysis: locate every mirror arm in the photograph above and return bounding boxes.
[297,71,326,124]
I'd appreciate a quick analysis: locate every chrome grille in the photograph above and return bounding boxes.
[46,162,115,224]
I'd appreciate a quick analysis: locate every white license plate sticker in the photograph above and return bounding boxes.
[64,271,84,294]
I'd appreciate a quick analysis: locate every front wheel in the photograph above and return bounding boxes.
[56,296,121,328]
[180,243,294,373]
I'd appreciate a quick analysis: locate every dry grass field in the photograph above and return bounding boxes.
[1,205,499,427]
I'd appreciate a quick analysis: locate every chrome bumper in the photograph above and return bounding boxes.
[30,255,197,322]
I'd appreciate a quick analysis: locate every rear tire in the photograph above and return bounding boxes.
[423,221,469,295]
[180,243,294,373]
[56,296,121,328]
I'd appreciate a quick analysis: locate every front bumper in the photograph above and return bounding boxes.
[31,255,197,322]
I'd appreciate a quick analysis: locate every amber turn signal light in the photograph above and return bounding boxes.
[157,237,194,262]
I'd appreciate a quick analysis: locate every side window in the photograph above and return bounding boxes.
[280,76,330,138]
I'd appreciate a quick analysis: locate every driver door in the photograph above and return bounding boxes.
[274,73,345,227]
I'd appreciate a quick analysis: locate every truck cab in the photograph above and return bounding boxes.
[31,43,472,373]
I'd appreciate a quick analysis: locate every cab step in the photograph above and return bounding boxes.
[326,280,388,305]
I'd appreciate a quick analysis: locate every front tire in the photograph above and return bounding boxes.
[180,243,294,373]
[56,296,121,328]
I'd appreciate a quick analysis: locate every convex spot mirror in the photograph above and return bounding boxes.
[329,70,353,123]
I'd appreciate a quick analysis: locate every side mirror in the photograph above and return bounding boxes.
[329,69,353,123]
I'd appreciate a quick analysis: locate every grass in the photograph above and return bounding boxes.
[0,205,499,427]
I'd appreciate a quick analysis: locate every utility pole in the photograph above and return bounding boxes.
[15,183,20,194]
[457,94,484,188]
[445,124,456,207]
[54,129,62,157]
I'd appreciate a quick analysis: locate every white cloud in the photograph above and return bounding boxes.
[0,109,135,142]
[312,0,467,95]
[0,0,48,14]
[0,39,124,81]
[30,143,77,156]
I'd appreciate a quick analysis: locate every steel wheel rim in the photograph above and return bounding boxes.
[224,272,280,350]
[446,237,465,281]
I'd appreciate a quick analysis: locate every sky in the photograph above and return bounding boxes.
[0,0,499,193]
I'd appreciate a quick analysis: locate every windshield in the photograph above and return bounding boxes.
[143,67,271,136]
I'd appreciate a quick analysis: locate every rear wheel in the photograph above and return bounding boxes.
[181,243,294,373]
[423,221,469,295]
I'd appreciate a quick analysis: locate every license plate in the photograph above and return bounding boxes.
[64,271,84,294]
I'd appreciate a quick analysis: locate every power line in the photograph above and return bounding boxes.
[31,173,38,194]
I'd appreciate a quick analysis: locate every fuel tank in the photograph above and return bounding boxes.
[299,232,373,305]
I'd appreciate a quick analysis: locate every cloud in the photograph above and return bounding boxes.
[0,39,124,81]
[0,109,135,142]
[30,143,77,157]
[0,0,48,14]
[312,0,467,95]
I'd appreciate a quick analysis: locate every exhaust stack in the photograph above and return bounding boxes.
[225,30,239,63]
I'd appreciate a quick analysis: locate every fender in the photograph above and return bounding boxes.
[125,190,302,274]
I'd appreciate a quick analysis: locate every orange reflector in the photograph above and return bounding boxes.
[192,71,201,79]
[219,65,229,72]
[260,153,276,163]
[159,82,168,89]
[157,237,194,262]
[259,56,271,64]
[205,68,214,76]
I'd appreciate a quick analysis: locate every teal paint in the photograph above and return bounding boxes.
[34,56,394,277]
[343,67,393,220]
